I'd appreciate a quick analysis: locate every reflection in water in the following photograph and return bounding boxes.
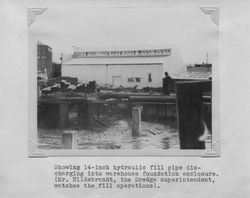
[162,137,170,149]
[38,118,179,150]
[132,137,141,149]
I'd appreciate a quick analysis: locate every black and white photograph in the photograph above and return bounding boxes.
[2,0,250,197]
[28,6,219,155]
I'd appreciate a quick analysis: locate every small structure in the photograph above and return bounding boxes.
[52,62,61,78]
[37,42,53,79]
[176,63,212,80]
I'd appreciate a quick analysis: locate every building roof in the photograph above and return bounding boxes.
[73,48,171,58]
[62,44,182,65]
[175,70,212,80]
[73,44,175,52]
[62,53,170,65]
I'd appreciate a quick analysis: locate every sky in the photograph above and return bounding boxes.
[29,6,219,65]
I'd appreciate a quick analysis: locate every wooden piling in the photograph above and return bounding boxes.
[37,84,41,97]
[176,81,211,149]
[62,130,78,149]
[77,103,88,124]
[59,103,69,128]
[96,103,101,119]
[132,107,141,137]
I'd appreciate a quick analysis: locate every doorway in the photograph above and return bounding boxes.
[112,76,122,87]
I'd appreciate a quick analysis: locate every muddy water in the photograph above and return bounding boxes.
[78,120,179,150]
[38,117,179,150]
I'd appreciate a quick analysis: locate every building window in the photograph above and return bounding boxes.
[148,73,152,82]
[128,77,134,82]
[135,77,142,83]
[128,77,143,83]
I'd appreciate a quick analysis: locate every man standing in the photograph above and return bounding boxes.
[163,72,172,95]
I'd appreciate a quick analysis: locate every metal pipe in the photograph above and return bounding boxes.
[98,93,211,103]
[97,92,162,100]
[129,95,176,102]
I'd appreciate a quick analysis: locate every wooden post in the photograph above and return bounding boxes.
[37,84,41,97]
[96,103,101,119]
[62,130,78,149]
[132,107,141,137]
[59,103,69,128]
[176,81,211,149]
[78,103,88,124]
[165,104,168,121]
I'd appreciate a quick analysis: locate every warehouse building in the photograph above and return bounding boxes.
[62,46,185,88]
